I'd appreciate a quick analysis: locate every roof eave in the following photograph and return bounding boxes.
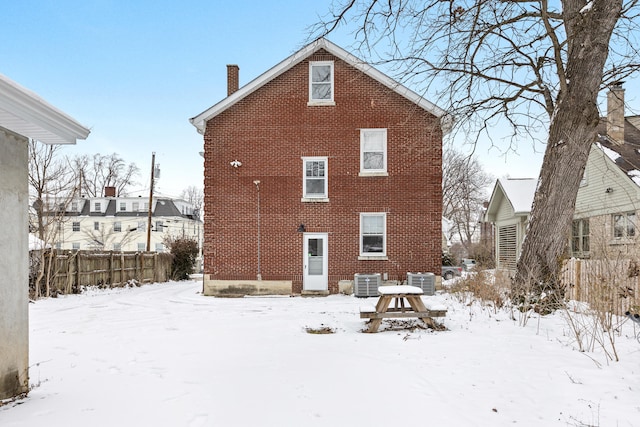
[0,73,90,144]
[189,38,448,134]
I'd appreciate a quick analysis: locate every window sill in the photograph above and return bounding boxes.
[301,197,330,203]
[307,100,336,107]
[358,171,388,177]
[358,255,388,261]
[609,238,634,245]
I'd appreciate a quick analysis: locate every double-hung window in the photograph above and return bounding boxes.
[360,129,387,175]
[113,222,122,232]
[571,219,590,257]
[613,212,636,239]
[72,222,80,232]
[302,157,328,200]
[309,61,334,104]
[360,213,386,256]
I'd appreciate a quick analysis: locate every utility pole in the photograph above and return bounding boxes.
[146,152,155,252]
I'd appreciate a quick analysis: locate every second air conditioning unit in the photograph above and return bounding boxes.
[407,272,436,296]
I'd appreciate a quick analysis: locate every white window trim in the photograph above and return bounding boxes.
[308,61,335,106]
[359,128,388,176]
[302,156,329,201]
[611,212,636,244]
[359,212,387,258]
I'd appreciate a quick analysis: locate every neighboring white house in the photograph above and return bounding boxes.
[0,73,90,400]
[41,189,203,255]
[484,178,537,270]
[485,83,640,270]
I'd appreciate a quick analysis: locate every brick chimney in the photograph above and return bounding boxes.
[607,81,625,144]
[227,65,239,96]
[104,186,116,197]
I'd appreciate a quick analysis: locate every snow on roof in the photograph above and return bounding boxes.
[596,141,621,163]
[499,178,537,214]
[629,170,640,186]
[29,233,50,250]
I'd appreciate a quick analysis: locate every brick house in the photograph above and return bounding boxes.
[190,38,447,296]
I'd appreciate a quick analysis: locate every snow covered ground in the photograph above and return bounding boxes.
[1,280,639,426]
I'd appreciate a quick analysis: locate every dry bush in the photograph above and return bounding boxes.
[448,269,509,314]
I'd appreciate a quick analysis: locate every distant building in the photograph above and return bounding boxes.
[40,187,202,255]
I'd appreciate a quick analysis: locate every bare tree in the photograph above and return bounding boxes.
[442,148,493,254]
[71,153,140,197]
[28,140,80,299]
[180,186,204,219]
[315,0,640,300]
[28,140,76,241]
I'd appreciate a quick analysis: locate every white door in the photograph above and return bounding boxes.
[303,233,328,291]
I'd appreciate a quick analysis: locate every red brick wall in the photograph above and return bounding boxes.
[203,50,442,294]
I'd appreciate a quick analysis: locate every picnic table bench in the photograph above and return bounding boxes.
[360,285,447,333]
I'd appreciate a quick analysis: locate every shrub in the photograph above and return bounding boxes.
[165,237,199,280]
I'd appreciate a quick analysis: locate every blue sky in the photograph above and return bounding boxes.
[2,1,634,197]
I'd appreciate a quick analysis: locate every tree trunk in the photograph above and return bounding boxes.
[513,0,622,308]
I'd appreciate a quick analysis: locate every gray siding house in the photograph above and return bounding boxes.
[485,83,640,271]
[0,73,89,399]
[484,178,537,270]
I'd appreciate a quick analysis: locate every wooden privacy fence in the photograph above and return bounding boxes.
[560,258,639,315]
[30,250,173,297]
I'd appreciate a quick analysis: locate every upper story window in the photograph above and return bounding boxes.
[360,213,386,257]
[120,202,126,211]
[360,129,388,175]
[613,212,636,239]
[71,201,78,212]
[72,222,80,232]
[113,221,122,233]
[132,202,140,211]
[94,221,100,231]
[94,202,101,212]
[309,61,334,105]
[302,157,328,201]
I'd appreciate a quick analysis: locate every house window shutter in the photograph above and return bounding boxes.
[498,225,517,269]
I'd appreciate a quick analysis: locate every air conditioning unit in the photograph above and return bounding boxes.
[407,272,436,296]
[353,273,382,297]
